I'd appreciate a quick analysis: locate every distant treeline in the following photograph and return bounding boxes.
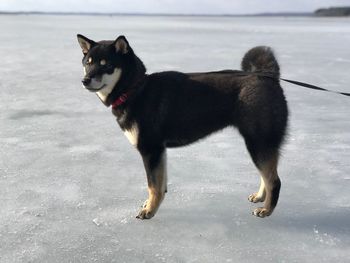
[315,7,350,16]
[1,7,350,17]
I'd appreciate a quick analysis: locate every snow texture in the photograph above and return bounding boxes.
[0,15,350,262]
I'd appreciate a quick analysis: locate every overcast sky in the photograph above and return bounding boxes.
[0,0,349,15]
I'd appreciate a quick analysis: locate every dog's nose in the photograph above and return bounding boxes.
[82,77,91,86]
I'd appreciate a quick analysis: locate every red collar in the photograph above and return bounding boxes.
[110,76,147,109]
[111,93,129,109]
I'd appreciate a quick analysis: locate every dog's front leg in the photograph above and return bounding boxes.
[136,147,167,219]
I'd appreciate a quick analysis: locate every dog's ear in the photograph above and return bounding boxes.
[77,34,95,54]
[114,35,129,54]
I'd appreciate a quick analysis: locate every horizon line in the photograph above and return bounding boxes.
[0,10,314,17]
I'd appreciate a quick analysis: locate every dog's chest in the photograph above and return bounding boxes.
[123,123,139,146]
[113,109,139,147]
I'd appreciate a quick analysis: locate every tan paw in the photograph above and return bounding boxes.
[136,208,154,220]
[252,207,271,218]
[248,193,265,203]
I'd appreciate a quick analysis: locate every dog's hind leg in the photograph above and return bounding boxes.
[136,146,167,219]
[245,139,281,218]
[252,155,280,218]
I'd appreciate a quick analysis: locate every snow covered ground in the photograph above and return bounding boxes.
[0,14,349,262]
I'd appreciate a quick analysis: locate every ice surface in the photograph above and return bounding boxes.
[0,15,350,262]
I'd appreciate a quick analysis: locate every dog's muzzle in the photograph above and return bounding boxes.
[82,77,106,92]
[82,77,91,86]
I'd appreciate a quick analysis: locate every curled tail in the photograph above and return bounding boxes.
[241,46,280,78]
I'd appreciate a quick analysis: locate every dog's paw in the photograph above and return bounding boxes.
[136,208,154,220]
[248,193,265,203]
[252,207,271,218]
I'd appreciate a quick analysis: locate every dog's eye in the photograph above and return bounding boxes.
[100,59,106,66]
[86,57,93,65]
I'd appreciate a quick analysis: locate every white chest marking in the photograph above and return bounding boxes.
[124,123,139,147]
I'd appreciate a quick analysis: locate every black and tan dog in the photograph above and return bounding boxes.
[77,34,288,219]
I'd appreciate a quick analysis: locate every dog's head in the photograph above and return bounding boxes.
[77,34,133,103]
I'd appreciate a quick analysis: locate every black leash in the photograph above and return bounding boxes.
[280,78,350,97]
[223,70,350,97]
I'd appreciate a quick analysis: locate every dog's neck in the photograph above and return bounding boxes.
[111,75,147,109]
[96,74,147,109]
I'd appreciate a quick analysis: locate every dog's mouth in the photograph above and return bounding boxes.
[85,84,106,92]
